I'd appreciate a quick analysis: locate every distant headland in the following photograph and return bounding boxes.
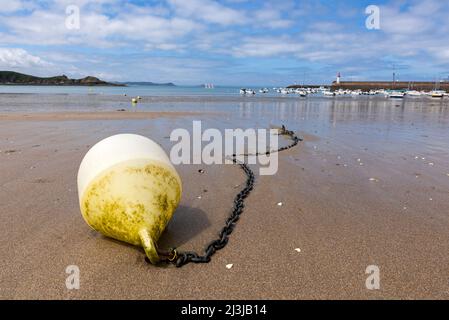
[0,71,124,86]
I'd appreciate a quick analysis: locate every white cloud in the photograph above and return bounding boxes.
[0,48,50,67]
[0,0,29,13]
[232,36,304,57]
[0,0,301,52]
[229,0,449,70]
[167,0,246,26]
[252,4,294,29]
[380,0,448,35]
[0,6,201,48]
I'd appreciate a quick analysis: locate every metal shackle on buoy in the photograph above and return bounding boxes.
[77,134,182,264]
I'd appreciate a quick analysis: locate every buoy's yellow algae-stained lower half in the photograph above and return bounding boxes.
[80,158,182,263]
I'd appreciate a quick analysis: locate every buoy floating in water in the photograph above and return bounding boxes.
[77,134,182,264]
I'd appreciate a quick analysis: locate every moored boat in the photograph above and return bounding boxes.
[406,90,422,97]
[430,90,445,98]
[388,91,405,99]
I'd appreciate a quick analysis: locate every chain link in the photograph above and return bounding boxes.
[150,125,302,267]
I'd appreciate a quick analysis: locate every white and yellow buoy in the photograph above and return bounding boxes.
[77,134,182,264]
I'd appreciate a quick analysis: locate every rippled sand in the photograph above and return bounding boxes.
[1,95,449,299]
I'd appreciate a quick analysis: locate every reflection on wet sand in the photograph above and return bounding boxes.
[236,97,449,126]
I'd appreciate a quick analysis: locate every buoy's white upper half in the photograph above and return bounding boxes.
[77,134,178,201]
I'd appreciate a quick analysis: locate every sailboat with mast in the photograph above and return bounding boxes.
[430,78,445,98]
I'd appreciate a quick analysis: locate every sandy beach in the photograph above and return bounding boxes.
[1,95,449,299]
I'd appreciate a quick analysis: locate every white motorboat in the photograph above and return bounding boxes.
[388,91,405,99]
[430,90,445,98]
[294,88,307,96]
[405,90,422,97]
[239,88,255,95]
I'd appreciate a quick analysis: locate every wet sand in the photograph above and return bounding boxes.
[1,97,449,299]
[0,111,210,121]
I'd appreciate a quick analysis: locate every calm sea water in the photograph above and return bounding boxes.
[0,84,264,96]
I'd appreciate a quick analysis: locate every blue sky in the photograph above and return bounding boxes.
[0,0,448,85]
